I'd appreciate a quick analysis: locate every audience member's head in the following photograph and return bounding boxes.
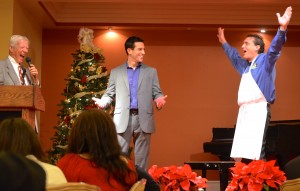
[68,109,136,186]
[68,109,122,161]
[0,118,67,186]
[0,151,46,191]
[0,118,46,161]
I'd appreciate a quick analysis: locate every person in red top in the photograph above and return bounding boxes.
[57,109,137,191]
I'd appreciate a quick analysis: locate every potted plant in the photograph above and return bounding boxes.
[148,164,208,191]
[226,160,286,191]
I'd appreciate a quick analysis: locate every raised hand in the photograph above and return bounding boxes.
[277,6,292,31]
[217,27,227,44]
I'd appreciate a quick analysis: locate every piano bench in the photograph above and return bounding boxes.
[184,161,235,191]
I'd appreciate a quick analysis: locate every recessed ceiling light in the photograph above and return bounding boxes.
[260,29,266,33]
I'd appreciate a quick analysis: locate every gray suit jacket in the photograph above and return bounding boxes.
[102,63,164,133]
[0,58,33,85]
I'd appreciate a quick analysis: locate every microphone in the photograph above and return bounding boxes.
[25,57,32,68]
[25,57,37,85]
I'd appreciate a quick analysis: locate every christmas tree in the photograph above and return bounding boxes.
[48,27,111,164]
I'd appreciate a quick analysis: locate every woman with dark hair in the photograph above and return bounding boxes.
[57,109,138,191]
[0,118,67,186]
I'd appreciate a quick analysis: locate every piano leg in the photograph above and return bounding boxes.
[219,163,232,191]
[184,161,235,191]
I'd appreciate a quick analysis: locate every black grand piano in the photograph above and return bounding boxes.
[203,119,300,170]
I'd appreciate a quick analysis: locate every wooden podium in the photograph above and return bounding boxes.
[0,85,45,129]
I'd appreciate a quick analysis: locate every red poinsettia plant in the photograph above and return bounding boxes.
[226,160,286,191]
[148,164,208,191]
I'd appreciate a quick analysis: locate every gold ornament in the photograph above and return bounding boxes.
[88,65,96,72]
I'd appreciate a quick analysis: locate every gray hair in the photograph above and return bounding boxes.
[9,35,30,48]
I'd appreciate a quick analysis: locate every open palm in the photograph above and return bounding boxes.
[277,6,292,27]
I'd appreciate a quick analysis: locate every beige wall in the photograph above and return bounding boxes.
[0,0,14,59]
[0,0,42,78]
[13,0,43,80]
[40,28,300,179]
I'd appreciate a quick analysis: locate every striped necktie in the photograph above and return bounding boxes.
[18,64,25,85]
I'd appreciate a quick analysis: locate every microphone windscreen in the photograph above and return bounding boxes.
[25,57,31,63]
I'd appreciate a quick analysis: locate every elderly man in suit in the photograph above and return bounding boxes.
[93,36,167,170]
[0,35,40,131]
[0,35,39,86]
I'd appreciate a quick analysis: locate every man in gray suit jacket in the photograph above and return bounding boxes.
[93,36,167,170]
[0,35,39,86]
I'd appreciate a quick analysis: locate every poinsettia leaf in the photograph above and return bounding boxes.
[225,185,237,191]
[265,160,276,167]
[148,165,158,175]
[182,164,196,178]
[189,176,208,188]
[257,173,273,180]
[249,160,264,176]
[265,179,278,188]
[180,179,190,190]
[248,180,264,191]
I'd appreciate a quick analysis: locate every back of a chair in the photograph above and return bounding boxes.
[285,156,300,180]
[280,178,300,191]
[129,178,146,191]
[46,182,100,191]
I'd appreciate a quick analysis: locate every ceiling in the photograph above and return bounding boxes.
[18,0,300,31]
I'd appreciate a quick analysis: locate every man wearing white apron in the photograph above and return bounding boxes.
[217,6,292,161]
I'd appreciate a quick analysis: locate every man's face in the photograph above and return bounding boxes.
[127,42,145,63]
[241,37,259,62]
[9,39,29,64]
